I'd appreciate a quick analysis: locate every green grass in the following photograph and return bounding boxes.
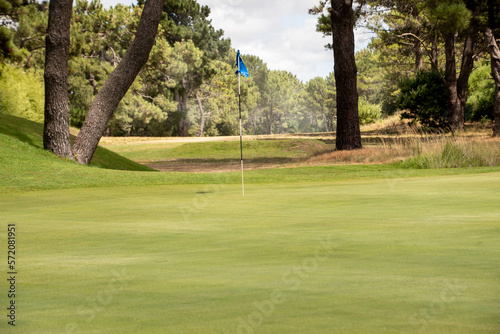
[1,113,500,333]
[0,113,154,172]
[1,174,499,333]
[2,112,500,193]
[103,138,332,162]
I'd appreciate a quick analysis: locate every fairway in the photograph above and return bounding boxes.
[1,173,499,333]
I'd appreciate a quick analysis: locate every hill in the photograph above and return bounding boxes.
[0,113,154,171]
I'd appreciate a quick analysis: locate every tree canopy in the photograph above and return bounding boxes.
[1,0,499,163]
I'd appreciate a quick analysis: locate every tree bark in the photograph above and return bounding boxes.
[413,9,424,71]
[443,32,463,130]
[457,19,478,127]
[175,80,191,137]
[195,92,205,137]
[431,35,438,69]
[414,38,424,71]
[330,0,362,150]
[43,0,74,159]
[443,3,478,131]
[485,28,500,137]
[72,0,163,164]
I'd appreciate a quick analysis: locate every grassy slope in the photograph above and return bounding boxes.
[0,174,499,333]
[0,113,154,171]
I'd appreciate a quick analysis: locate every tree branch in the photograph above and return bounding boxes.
[398,32,445,83]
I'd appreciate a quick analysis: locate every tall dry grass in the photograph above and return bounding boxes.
[310,123,500,168]
[399,133,500,169]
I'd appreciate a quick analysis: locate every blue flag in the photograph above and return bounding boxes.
[236,50,249,78]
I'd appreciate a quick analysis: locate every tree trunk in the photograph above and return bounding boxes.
[443,32,462,130]
[457,14,478,127]
[431,34,439,70]
[175,80,190,137]
[442,3,478,131]
[330,0,362,150]
[43,0,74,159]
[176,89,190,137]
[72,0,163,164]
[321,110,330,132]
[485,28,500,137]
[195,92,205,137]
[413,10,424,72]
[414,38,424,71]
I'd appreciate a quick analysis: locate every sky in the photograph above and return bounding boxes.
[101,0,374,83]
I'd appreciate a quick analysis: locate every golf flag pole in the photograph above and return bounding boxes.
[239,71,244,196]
[236,50,248,196]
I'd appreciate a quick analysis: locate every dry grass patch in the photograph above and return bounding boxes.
[310,123,500,168]
[308,146,408,165]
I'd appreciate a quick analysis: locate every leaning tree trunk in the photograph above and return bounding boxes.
[43,0,74,159]
[72,0,163,164]
[330,0,362,150]
[485,28,500,137]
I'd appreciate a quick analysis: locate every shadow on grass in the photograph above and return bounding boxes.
[146,157,309,173]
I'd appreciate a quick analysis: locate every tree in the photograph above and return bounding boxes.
[43,0,74,159]
[161,0,230,136]
[304,77,335,132]
[485,0,500,136]
[0,0,22,62]
[311,0,362,150]
[260,70,302,134]
[486,29,500,136]
[427,0,478,131]
[43,0,164,164]
[329,0,362,149]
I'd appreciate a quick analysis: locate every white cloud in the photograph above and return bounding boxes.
[101,0,374,82]
[199,0,334,82]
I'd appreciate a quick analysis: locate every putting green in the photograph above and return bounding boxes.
[1,173,499,333]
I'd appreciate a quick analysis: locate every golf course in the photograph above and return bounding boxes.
[1,113,499,333]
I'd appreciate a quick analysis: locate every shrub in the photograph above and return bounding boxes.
[358,98,382,125]
[0,64,44,122]
[466,63,494,121]
[397,70,449,130]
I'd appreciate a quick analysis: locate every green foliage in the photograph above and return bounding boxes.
[425,0,472,34]
[397,70,449,129]
[303,76,336,132]
[10,1,48,68]
[358,98,382,125]
[466,62,495,121]
[356,48,386,105]
[0,64,44,122]
[0,26,22,61]
[110,93,171,136]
